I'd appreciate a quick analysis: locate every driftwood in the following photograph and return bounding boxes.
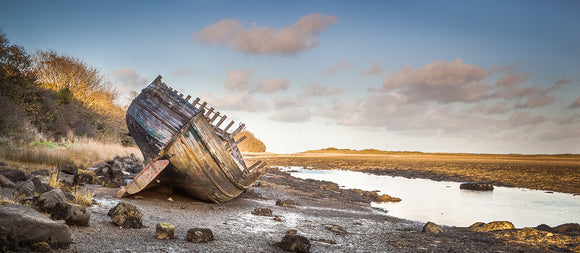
[117,76,266,202]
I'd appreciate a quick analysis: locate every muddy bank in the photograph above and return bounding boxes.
[60,168,570,252]
[248,153,580,194]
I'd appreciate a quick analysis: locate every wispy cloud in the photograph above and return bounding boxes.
[325,61,352,75]
[570,96,580,109]
[360,61,382,75]
[195,13,337,55]
[255,78,290,94]
[302,83,342,97]
[270,108,311,122]
[201,92,269,112]
[110,67,149,90]
[224,69,289,94]
[174,67,194,76]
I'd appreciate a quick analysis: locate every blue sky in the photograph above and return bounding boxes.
[1,0,579,154]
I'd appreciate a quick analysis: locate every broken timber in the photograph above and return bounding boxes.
[117,75,266,203]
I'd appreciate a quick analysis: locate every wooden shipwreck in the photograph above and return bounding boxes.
[116,76,266,202]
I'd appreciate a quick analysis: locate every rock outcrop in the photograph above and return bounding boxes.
[469,221,515,232]
[107,202,143,228]
[460,182,494,191]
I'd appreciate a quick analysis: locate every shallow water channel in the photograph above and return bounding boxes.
[280,167,580,228]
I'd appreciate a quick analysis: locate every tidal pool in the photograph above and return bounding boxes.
[280,167,580,228]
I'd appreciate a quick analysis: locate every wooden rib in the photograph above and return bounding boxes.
[223,121,234,132]
[231,123,245,137]
[205,107,214,117]
[185,95,191,101]
[215,115,227,128]
[180,93,184,97]
[235,135,247,145]
[198,101,207,111]
[192,97,200,106]
[248,161,263,171]
[210,112,220,123]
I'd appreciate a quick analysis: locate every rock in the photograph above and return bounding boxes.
[58,164,78,175]
[422,222,442,234]
[319,183,339,191]
[553,223,580,235]
[107,202,143,228]
[77,173,93,184]
[286,229,298,234]
[276,199,298,207]
[273,216,283,222]
[49,202,71,221]
[65,203,90,226]
[251,208,273,216]
[0,226,19,251]
[0,174,16,188]
[186,228,214,243]
[276,234,311,253]
[375,193,402,202]
[0,168,27,181]
[469,221,515,232]
[38,189,68,214]
[58,172,77,186]
[0,187,16,199]
[324,224,347,235]
[460,182,494,191]
[20,196,39,208]
[156,222,176,240]
[31,176,49,194]
[15,179,35,197]
[0,204,72,249]
[30,241,51,252]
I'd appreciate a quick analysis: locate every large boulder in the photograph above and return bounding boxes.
[15,179,35,197]
[0,174,16,188]
[469,221,515,232]
[65,203,90,226]
[460,182,494,191]
[108,202,143,228]
[38,189,68,214]
[0,168,27,182]
[553,223,580,235]
[156,222,176,240]
[0,187,16,199]
[0,204,72,249]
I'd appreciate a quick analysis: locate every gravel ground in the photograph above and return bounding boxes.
[61,169,560,252]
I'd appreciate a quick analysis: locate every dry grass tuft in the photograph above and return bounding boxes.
[70,186,94,207]
[0,193,25,206]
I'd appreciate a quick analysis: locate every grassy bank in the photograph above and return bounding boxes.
[248,152,580,194]
[0,137,141,170]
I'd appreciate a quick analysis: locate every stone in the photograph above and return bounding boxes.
[0,168,27,181]
[65,203,90,226]
[77,173,93,184]
[58,172,77,186]
[58,164,78,175]
[276,199,298,207]
[38,189,68,214]
[319,183,339,191]
[107,202,143,228]
[156,222,176,240]
[49,202,70,221]
[30,241,51,252]
[15,179,35,197]
[0,187,16,199]
[460,182,494,191]
[0,226,19,251]
[286,229,298,234]
[375,193,402,202]
[324,224,347,235]
[0,174,16,188]
[0,204,72,249]
[251,208,273,216]
[276,234,311,253]
[422,221,442,234]
[469,221,515,232]
[186,228,214,243]
[535,224,553,232]
[31,176,48,194]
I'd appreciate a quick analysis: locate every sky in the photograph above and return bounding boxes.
[1,0,579,154]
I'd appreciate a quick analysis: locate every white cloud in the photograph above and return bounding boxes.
[195,13,337,55]
[302,83,342,97]
[270,108,311,122]
[255,78,290,94]
[325,61,352,75]
[110,68,149,90]
[225,69,253,91]
[201,92,269,112]
[360,61,382,75]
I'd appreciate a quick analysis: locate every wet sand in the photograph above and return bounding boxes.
[63,169,554,252]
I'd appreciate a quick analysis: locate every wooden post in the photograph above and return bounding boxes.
[192,97,200,106]
[185,95,191,102]
[199,101,207,111]
[235,135,247,145]
[210,112,220,123]
[205,107,214,117]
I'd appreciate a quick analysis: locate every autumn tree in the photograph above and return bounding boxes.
[235,130,267,152]
[32,50,120,113]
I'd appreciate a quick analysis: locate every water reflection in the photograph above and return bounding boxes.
[280,167,580,228]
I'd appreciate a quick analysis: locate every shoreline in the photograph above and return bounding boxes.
[247,152,580,195]
[62,168,576,252]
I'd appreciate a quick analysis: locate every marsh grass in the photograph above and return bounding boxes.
[0,136,141,169]
[70,186,94,207]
